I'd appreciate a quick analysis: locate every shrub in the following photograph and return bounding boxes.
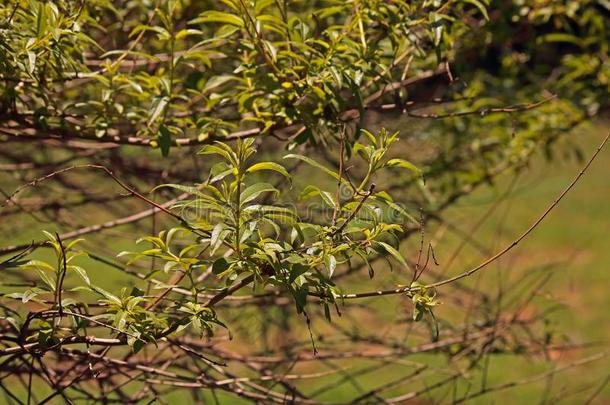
[0,1,608,402]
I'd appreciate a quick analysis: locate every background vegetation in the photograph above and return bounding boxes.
[0,0,608,403]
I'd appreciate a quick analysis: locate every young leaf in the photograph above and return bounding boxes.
[190,11,244,27]
[240,183,279,204]
[325,254,337,278]
[246,162,291,181]
[385,158,422,177]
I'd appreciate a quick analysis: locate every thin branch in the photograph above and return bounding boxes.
[54,233,68,318]
[327,131,609,300]
[0,192,190,257]
[431,131,609,288]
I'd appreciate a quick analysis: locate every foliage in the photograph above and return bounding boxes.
[0,0,608,403]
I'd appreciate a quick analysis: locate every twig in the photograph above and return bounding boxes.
[204,275,255,307]
[0,192,190,257]
[328,131,609,299]
[0,336,123,357]
[452,350,610,404]
[431,131,609,288]
[54,233,68,318]
[330,184,375,237]
[332,129,346,227]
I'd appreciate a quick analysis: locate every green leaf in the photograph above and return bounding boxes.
[201,75,238,94]
[38,329,51,349]
[152,183,206,197]
[27,51,36,74]
[298,185,335,208]
[290,224,305,247]
[463,0,489,20]
[212,257,230,275]
[65,239,85,251]
[289,263,309,283]
[159,125,172,157]
[35,270,56,291]
[316,5,345,19]
[246,162,291,180]
[20,260,54,272]
[319,190,337,208]
[284,154,350,186]
[92,286,121,306]
[199,143,236,165]
[356,250,375,279]
[210,168,234,184]
[539,33,583,47]
[21,289,40,303]
[210,222,227,250]
[36,3,47,37]
[324,254,337,278]
[70,265,90,286]
[240,183,278,204]
[375,241,408,269]
[191,11,245,27]
[294,284,308,313]
[413,303,424,321]
[132,338,146,353]
[385,158,421,177]
[148,96,169,127]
